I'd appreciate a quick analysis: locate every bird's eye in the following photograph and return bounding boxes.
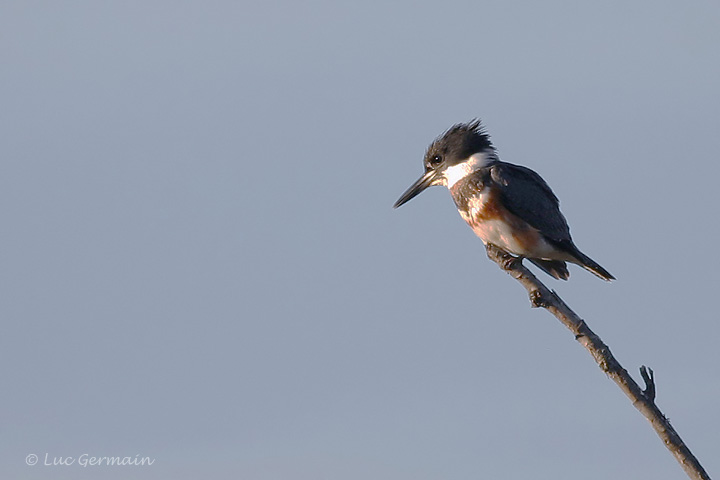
[429,155,442,166]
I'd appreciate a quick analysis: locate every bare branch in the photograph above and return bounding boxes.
[484,243,711,480]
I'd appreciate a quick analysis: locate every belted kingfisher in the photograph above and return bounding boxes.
[393,120,614,281]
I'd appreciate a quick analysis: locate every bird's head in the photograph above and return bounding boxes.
[393,120,495,208]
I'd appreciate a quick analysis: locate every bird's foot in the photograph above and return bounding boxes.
[485,243,522,271]
[502,254,523,271]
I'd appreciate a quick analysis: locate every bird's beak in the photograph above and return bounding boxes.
[393,169,439,208]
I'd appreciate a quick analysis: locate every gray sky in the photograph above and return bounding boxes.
[2,1,719,479]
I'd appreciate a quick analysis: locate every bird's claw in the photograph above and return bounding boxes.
[502,254,522,270]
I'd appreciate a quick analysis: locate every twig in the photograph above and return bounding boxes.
[640,365,656,402]
[484,243,710,480]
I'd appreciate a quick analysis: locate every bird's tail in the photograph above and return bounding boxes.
[529,259,570,281]
[569,248,615,282]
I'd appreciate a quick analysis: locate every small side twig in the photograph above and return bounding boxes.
[484,244,710,480]
[640,365,656,402]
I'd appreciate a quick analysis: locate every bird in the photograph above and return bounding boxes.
[393,120,614,281]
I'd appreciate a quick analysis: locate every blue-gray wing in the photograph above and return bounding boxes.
[490,162,572,243]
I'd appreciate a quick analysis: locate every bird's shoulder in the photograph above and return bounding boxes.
[489,161,558,204]
[488,161,571,242]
